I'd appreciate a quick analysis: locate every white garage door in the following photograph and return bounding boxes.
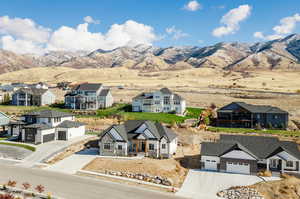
[226,162,250,174]
[204,160,218,171]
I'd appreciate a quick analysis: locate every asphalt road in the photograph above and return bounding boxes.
[0,164,186,199]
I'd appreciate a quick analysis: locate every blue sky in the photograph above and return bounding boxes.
[0,0,299,54]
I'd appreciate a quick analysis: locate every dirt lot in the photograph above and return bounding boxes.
[83,157,187,187]
[250,174,300,199]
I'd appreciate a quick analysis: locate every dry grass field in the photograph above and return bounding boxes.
[1,67,299,120]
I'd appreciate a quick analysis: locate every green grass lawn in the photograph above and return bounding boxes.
[0,142,36,151]
[207,126,300,137]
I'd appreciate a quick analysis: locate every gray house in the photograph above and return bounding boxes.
[0,112,10,133]
[201,134,300,175]
[217,102,289,129]
[99,120,178,158]
[12,88,55,106]
[65,83,113,110]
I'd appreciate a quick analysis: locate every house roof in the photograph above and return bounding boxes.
[99,89,110,97]
[23,110,74,118]
[133,93,153,100]
[201,134,300,160]
[15,88,49,95]
[99,120,177,142]
[24,123,53,130]
[219,102,288,114]
[160,88,173,94]
[74,83,102,91]
[133,88,184,101]
[56,120,85,128]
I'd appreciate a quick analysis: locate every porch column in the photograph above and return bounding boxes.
[281,160,284,173]
[266,159,270,171]
[298,161,300,173]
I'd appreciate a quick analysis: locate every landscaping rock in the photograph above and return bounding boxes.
[217,187,264,199]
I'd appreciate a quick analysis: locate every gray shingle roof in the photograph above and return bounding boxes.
[24,123,53,130]
[160,88,172,94]
[220,102,288,114]
[24,110,74,118]
[99,89,110,97]
[100,120,177,142]
[74,83,102,91]
[15,88,48,95]
[57,120,85,128]
[201,134,300,160]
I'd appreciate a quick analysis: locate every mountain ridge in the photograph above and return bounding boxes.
[0,34,300,74]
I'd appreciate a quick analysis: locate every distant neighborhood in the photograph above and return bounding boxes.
[0,80,299,199]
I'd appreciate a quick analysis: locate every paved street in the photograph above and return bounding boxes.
[0,164,185,199]
[0,144,32,160]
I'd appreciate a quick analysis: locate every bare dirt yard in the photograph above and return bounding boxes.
[250,174,300,199]
[83,157,187,187]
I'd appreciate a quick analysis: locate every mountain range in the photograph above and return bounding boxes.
[0,34,300,74]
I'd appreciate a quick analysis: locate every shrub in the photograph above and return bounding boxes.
[296,89,300,94]
[7,180,16,187]
[0,193,15,199]
[22,182,31,190]
[35,185,45,193]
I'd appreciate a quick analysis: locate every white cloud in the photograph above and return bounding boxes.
[253,13,300,40]
[184,1,201,11]
[0,16,50,43]
[83,16,100,24]
[212,5,251,37]
[166,26,189,40]
[0,16,158,54]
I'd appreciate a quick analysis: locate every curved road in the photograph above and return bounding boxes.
[0,164,186,199]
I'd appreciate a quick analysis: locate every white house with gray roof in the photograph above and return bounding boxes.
[201,134,300,175]
[132,88,186,115]
[65,83,113,110]
[12,88,55,106]
[10,110,85,144]
[99,120,178,158]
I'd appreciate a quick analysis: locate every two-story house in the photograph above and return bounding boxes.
[132,88,186,115]
[12,88,55,106]
[99,120,178,158]
[217,102,289,129]
[9,110,85,144]
[65,83,113,110]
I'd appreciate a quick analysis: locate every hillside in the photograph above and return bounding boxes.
[0,34,299,73]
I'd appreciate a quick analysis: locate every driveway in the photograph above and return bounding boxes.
[176,170,265,199]
[0,144,33,160]
[17,135,92,168]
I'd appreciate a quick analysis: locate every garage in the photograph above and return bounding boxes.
[58,131,67,140]
[204,159,218,171]
[226,162,250,174]
[43,133,55,143]
[25,129,36,143]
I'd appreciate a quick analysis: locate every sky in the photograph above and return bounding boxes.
[0,0,299,54]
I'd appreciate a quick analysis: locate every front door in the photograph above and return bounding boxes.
[139,141,146,152]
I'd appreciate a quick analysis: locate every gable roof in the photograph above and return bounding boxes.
[219,102,288,114]
[99,120,177,142]
[201,134,300,160]
[74,83,102,91]
[57,120,85,128]
[23,109,74,118]
[99,89,110,97]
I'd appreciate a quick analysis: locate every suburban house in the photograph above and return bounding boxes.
[201,134,300,175]
[98,120,178,158]
[217,102,288,129]
[12,88,56,106]
[132,88,186,115]
[0,112,10,133]
[64,83,113,110]
[8,110,85,144]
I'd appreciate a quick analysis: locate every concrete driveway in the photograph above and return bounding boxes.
[18,135,92,168]
[176,170,264,199]
[0,144,33,160]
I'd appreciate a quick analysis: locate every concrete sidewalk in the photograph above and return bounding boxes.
[45,154,96,174]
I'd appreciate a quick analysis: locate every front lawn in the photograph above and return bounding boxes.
[0,142,36,151]
[207,127,300,137]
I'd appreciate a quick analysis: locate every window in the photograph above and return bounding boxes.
[286,161,294,167]
[174,100,180,105]
[162,144,166,149]
[270,159,277,168]
[149,144,155,151]
[155,96,160,99]
[206,160,211,162]
[155,100,160,105]
[103,143,111,150]
[163,96,170,105]
[257,114,260,119]
[274,115,278,119]
[117,145,122,150]
[48,118,51,123]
